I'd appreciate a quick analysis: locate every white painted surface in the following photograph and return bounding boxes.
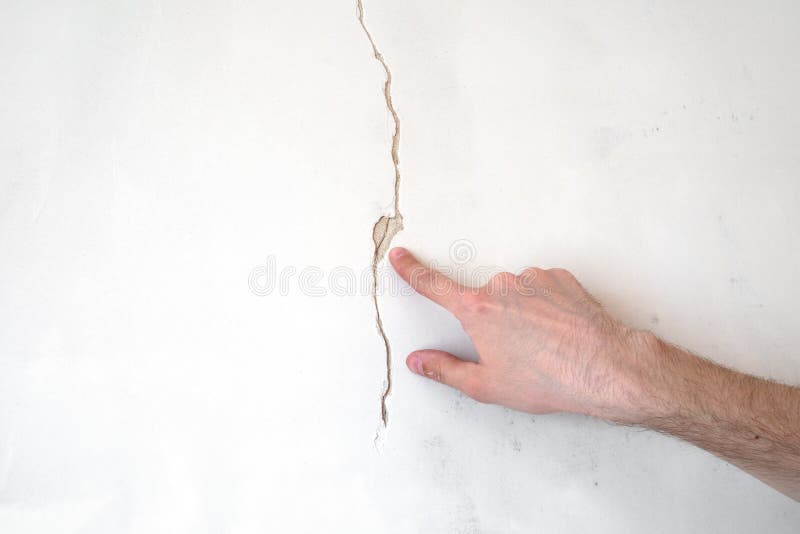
[1,1,799,531]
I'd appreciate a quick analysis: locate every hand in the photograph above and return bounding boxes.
[389,246,658,423]
[390,246,800,500]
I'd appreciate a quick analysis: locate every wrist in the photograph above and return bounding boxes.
[615,330,736,429]
[597,329,691,425]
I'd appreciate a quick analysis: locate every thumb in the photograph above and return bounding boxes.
[407,350,482,398]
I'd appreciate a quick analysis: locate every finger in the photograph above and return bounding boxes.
[407,350,483,400]
[389,247,465,313]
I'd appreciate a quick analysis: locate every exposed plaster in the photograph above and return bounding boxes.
[356,0,404,427]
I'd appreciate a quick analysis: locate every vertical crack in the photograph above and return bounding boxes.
[357,0,403,427]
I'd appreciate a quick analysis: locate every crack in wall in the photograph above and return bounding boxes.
[357,0,403,427]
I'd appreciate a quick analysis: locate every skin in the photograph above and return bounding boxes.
[388,246,800,502]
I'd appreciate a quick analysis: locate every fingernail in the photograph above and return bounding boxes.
[407,353,424,375]
[390,247,405,259]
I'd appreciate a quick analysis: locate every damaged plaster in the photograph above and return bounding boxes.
[357,0,404,426]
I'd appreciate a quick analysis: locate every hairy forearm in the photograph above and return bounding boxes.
[631,335,800,501]
[387,248,800,500]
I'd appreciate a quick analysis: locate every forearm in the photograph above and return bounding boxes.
[388,248,800,500]
[630,335,800,501]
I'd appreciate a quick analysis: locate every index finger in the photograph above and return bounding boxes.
[389,247,465,313]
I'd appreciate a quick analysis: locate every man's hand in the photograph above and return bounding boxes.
[389,246,800,501]
[389,246,656,423]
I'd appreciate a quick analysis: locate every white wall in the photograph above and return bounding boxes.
[1,1,798,532]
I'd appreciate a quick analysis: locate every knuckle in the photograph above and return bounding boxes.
[486,271,516,296]
[516,267,541,293]
[461,291,490,314]
[408,267,431,288]
[549,267,574,280]
[490,271,516,283]
[522,267,542,277]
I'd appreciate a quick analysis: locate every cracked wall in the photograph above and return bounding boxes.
[357,0,404,427]
[1,1,800,532]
